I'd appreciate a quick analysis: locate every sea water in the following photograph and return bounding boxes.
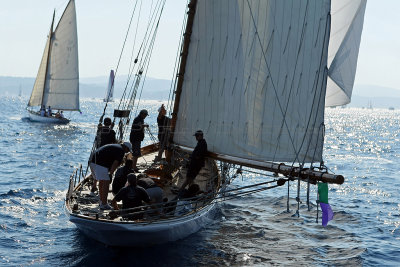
[0,96,399,266]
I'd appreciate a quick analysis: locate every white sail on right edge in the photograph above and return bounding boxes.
[174,0,331,164]
[325,0,367,107]
[29,0,79,110]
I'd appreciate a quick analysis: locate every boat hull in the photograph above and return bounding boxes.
[66,202,216,247]
[27,110,70,124]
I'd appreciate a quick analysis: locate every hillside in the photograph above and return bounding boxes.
[0,75,172,100]
[1,76,400,108]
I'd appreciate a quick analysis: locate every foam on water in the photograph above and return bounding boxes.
[0,96,399,266]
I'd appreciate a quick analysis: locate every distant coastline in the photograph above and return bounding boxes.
[1,76,400,108]
[0,75,172,101]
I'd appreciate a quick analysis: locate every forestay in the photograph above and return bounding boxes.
[325,0,367,107]
[173,0,331,164]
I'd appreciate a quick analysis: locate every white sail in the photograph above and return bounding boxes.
[173,0,331,164]
[29,0,79,110]
[325,0,367,107]
[104,70,115,102]
[28,31,51,107]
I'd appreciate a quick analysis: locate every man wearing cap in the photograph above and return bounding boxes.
[179,130,208,193]
[111,173,151,219]
[90,142,132,210]
[129,109,149,172]
[156,104,171,162]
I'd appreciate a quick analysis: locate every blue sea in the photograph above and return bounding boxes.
[0,96,399,266]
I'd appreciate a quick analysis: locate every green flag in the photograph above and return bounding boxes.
[318,182,329,204]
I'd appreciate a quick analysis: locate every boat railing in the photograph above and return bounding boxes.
[107,192,219,222]
[67,164,84,200]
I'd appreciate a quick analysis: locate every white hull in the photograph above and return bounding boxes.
[66,201,216,246]
[27,110,70,124]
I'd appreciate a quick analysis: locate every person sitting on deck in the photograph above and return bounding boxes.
[47,106,52,117]
[178,130,207,194]
[55,111,65,118]
[137,176,164,211]
[129,109,149,172]
[90,142,132,210]
[111,173,151,220]
[112,158,135,195]
[155,104,171,162]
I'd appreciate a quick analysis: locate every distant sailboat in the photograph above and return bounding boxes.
[18,85,22,97]
[103,70,115,102]
[27,0,79,124]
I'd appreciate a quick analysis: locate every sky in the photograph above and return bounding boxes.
[0,0,399,89]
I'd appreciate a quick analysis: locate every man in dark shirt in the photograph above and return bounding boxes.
[90,142,132,210]
[112,159,135,195]
[96,117,116,148]
[112,174,151,219]
[179,130,208,193]
[156,104,171,162]
[129,109,149,171]
[91,117,116,194]
[137,176,164,204]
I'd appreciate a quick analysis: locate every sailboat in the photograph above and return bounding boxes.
[65,0,366,246]
[27,0,79,124]
[103,70,115,102]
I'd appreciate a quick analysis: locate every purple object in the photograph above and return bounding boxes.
[320,202,334,227]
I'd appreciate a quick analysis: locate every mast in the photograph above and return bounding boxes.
[169,0,197,143]
[40,10,55,107]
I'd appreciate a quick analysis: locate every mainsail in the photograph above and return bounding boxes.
[173,0,331,165]
[325,0,367,107]
[28,0,79,111]
[104,70,115,102]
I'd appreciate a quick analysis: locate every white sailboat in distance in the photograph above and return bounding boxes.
[103,70,115,102]
[27,0,79,124]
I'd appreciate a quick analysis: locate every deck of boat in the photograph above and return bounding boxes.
[66,149,220,223]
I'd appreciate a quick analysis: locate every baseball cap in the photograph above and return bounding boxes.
[122,141,133,152]
[193,130,203,136]
[140,109,149,116]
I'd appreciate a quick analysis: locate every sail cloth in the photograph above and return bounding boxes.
[104,70,115,102]
[173,0,331,164]
[325,0,367,107]
[28,33,51,107]
[28,0,79,110]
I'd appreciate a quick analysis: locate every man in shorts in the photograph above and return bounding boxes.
[129,109,149,172]
[90,142,132,210]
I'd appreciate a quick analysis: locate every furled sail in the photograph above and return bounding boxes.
[173,0,331,164]
[29,0,79,110]
[325,0,367,107]
[104,70,115,102]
